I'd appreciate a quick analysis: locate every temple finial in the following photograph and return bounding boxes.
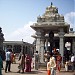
[51,2,53,6]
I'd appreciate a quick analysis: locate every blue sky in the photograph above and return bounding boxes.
[0,0,75,43]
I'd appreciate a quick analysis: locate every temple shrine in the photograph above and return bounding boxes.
[30,3,75,63]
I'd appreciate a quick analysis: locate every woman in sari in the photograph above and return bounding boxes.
[25,54,32,72]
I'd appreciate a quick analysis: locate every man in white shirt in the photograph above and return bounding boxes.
[5,49,11,73]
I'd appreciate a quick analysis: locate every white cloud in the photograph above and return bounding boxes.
[4,12,75,43]
[4,21,35,44]
[64,12,75,30]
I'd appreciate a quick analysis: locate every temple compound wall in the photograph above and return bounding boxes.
[3,41,34,57]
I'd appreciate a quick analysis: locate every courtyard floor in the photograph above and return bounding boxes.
[2,58,75,75]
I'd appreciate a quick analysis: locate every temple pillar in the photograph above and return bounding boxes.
[12,44,14,52]
[59,29,65,64]
[36,31,41,54]
[40,38,45,63]
[36,38,41,54]
[36,30,45,63]
[72,39,75,55]
[3,45,5,51]
[45,39,48,51]
[3,45,7,52]
[21,44,23,53]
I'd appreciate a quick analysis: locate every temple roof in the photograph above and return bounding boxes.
[3,41,32,45]
[45,2,58,14]
[31,32,75,38]
[30,2,70,34]
[37,3,64,23]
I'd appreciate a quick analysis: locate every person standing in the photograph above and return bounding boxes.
[34,51,39,70]
[56,53,62,72]
[17,53,25,73]
[25,54,32,72]
[0,55,3,75]
[12,53,16,64]
[11,52,14,64]
[49,53,56,75]
[11,52,16,64]
[5,49,12,73]
[29,55,32,72]
[71,53,75,71]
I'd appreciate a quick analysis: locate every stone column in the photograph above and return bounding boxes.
[21,44,23,53]
[36,30,45,63]
[36,31,41,55]
[12,44,14,52]
[59,29,65,65]
[3,45,7,52]
[45,39,48,51]
[3,45,5,51]
[72,39,75,55]
[40,38,45,63]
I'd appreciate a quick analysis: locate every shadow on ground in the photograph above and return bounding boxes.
[7,71,43,74]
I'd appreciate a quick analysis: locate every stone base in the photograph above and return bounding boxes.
[39,62,47,69]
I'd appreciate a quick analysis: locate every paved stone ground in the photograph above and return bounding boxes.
[2,58,75,75]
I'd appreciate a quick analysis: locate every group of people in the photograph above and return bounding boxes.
[17,52,32,73]
[47,52,62,75]
[0,47,75,75]
[65,53,75,72]
[47,48,75,75]
[0,48,13,74]
[4,48,32,73]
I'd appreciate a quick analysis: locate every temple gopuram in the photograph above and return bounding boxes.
[30,3,75,63]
